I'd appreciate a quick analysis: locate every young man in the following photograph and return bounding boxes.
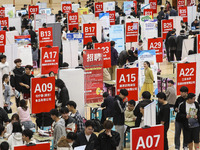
[96,120,120,150]
[50,109,66,150]
[110,41,118,80]
[174,86,188,150]
[113,89,128,150]
[22,129,35,144]
[10,59,25,107]
[67,101,84,133]
[157,92,170,150]
[21,25,29,35]
[168,30,177,61]
[176,93,200,150]
[130,7,136,18]
[125,100,136,123]
[166,80,176,107]
[57,132,77,149]
[0,141,9,150]
[73,120,97,150]
[0,55,10,76]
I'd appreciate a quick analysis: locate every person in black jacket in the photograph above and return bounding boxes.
[55,79,69,108]
[113,89,128,150]
[130,7,136,18]
[73,120,97,150]
[28,26,37,45]
[10,59,25,107]
[176,93,200,150]
[118,50,134,68]
[168,30,177,61]
[96,120,120,150]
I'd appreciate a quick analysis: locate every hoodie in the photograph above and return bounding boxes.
[8,132,23,150]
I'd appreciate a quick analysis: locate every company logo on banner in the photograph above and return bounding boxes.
[0,7,5,18]
[178,0,185,7]
[41,46,59,74]
[62,4,72,14]
[94,42,111,68]
[0,17,8,30]
[148,38,163,63]
[131,125,164,150]
[198,34,200,54]
[68,12,79,31]
[39,27,53,48]
[28,6,39,18]
[143,9,154,16]
[106,11,115,25]
[83,23,97,45]
[116,68,139,101]
[178,7,188,22]
[31,77,55,114]
[0,31,6,53]
[83,49,103,103]
[149,0,157,13]
[95,2,103,17]
[133,1,137,14]
[126,22,139,43]
[162,19,173,39]
[176,62,196,95]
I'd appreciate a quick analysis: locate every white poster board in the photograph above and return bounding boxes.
[9,18,21,35]
[141,4,150,12]
[5,7,15,18]
[99,13,110,41]
[169,16,182,36]
[187,6,196,29]
[34,14,47,31]
[16,10,27,17]
[5,44,18,70]
[72,4,80,12]
[103,2,115,12]
[6,31,19,45]
[17,45,33,66]
[80,14,95,26]
[36,2,47,9]
[182,38,194,59]
[47,15,55,24]
[144,101,156,126]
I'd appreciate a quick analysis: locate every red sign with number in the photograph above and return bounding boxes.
[41,46,59,75]
[83,23,97,45]
[126,22,139,43]
[31,77,55,114]
[131,125,164,150]
[133,1,137,14]
[62,4,72,14]
[14,143,50,150]
[187,0,195,6]
[116,68,139,101]
[149,0,157,13]
[28,6,39,18]
[178,0,185,7]
[0,31,6,53]
[68,12,79,31]
[178,7,188,22]
[39,27,53,48]
[94,42,111,68]
[198,34,200,53]
[176,62,196,95]
[0,7,5,18]
[106,11,115,25]
[143,9,154,16]
[148,38,163,63]
[95,2,104,17]
[162,19,173,39]
[0,17,9,30]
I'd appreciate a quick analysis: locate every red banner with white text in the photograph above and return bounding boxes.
[178,0,185,7]
[0,7,5,18]
[126,22,139,43]
[62,4,72,14]
[39,27,53,48]
[68,12,79,31]
[149,0,157,13]
[106,11,115,25]
[178,6,188,23]
[95,2,104,17]
[143,9,154,16]
[28,6,39,18]
[162,19,173,39]
[14,143,50,150]
[83,23,97,45]
[0,31,6,53]
[0,17,9,30]
[198,34,200,54]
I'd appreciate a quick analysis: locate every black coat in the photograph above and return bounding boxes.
[176,34,187,51]
[73,131,97,150]
[58,86,69,108]
[95,130,120,150]
[101,96,114,117]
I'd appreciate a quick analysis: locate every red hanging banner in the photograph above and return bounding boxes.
[187,0,195,6]
[149,0,157,13]
[68,12,79,31]
[198,34,200,54]
[94,42,111,68]
[116,68,139,101]
[177,0,185,7]
[143,9,154,16]
[106,11,115,25]
[95,2,104,17]
[0,17,9,30]
[133,1,137,14]
[28,6,39,18]
[14,143,50,150]
[0,7,5,18]
[62,4,72,14]
[83,23,97,45]
[162,19,173,39]
[178,6,188,23]
[126,22,139,43]
[0,31,6,53]
[39,27,53,48]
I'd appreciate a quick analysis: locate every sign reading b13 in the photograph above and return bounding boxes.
[0,31,6,53]
[31,77,55,114]
[39,27,53,48]
[28,6,39,18]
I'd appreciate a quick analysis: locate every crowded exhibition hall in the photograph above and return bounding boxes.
[0,0,200,149]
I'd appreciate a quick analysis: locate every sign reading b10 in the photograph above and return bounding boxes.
[31,77,55,114]
[28,6,39,18]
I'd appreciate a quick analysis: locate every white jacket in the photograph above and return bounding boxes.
[8,132,23,150]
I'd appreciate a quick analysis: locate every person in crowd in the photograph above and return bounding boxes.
[166,80,176,108]
[35,112,54,129]
[17,100,34,130]
[61,26,67,41]
[22,129,35,144]
[55,79,69,108]
[139,61,154,97]
[139,101,152,127]
[135,40,144,51]
[176,93,200,150]
[165,1,171,11]
[62,13,67,26]
[50,109,66,150]
[113,89,128,150]
[84,42,93,49]
[176,30,188,61]
[0,55,10,76]
[157,92,170,150]
[168,30,177,61]
[0,141,9,150]
[170,7,178,16]
[109,41,118,80]
[0,124,6,144]
[2,74,12,113]
[73,120,97,150]
[191,19,200,29]
[174,86,188,150]
[157,7,164,20]
[96,120,120,150]
[57,132,77,150]
[62,62,69,69]
[49,71,55,77]
[164,10,169,20]
[28,26,37,45]
[91,36,98,43]
[7,122,23,150]
[67,101,84,133]
[10,59,25,107]
[22,14,29,28]
[130,7,136,18]
[125,100,136,124]
[21,25,29,36]
[118,50,134,68]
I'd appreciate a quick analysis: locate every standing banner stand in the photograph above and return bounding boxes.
[28,6,39,18]
[68,12,79,31]
[99,13,110,41]
[66,33,83,52]
[34,14,47,31]
[144,101,156,125]
[187,6,196,28]
[6,31,19,45]
[123,1,133,16]
[0,31,6,53]
[14,143,50,150]
[0,17,9,30]
[83,23,97,45]
[182,38,194,59]
[9,18,22,35]
[161,19,173,39]
[38,27,53,48]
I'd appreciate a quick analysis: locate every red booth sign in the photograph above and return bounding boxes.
[149,0,157,13]
[62,4,72,14]
[0,17,9,30]
[116,68,139,101]
[126,22,139,43]
[94,42,111,68]
[133,1,137,14]
[178,0,185,7]
[68,12,79,31]
[143,9,154,16]
[107,11,115,25]
[31,77,55,114]
[187,0,195,6]
[131,125,164,150]
[162,19,173,39]
[198,34,200,53]
[0,31,6,53]
[148,38,163,63]
[178,7,188,22]
[39,27,53,48]
[0,7,5,18]
[176,62,196,95]
[14,143,50,150]
[28,6,39,18]
[41,46,59,74]
[83,23,97,45]
[95,2,103,17]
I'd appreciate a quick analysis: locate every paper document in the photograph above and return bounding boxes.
[74,145,86,150]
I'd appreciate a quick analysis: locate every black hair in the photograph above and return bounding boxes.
[0,124,5,135]
[103,92,109,98]
[188,50,195,55]
[86,42,93,49]
[62,62,69,67]
[156,92,167,100]
[180,30,185,33]
[171,30,176,34]
[91,36,98,43]
[128,50,134,56]
[0,55,6,61]
[144,61,151,68]
[60,107,69,114]
[50,109,59,117]
[67,132,77,140]
[131,7,135,10]
[49,71,55,76]
[139,39,143,43]
[142,91,151,100]
[25,65,33,70]
[20,99,28,111]
[55,79,66,89]
[140,101,151,109]
[14,58,22,64]
[103,120,113,129]
[128,100,136,106]
[22,129,33,139]
[111,41,115,47]
[180,86,188,93]
[67,101,77,109]
[43,23,47,28]
[29,26,33,30]
[187,93,196,100]
[168,80,174,85]
[0,141,9,150]
[2,74,9,83]
[85,120,95,128]
[3,27,8,31]
[12,122,22,133]
[11,114,20,121]
[120,89,128,96]
[21,25,26,29]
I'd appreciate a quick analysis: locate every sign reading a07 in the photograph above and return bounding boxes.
[40,30,51,37]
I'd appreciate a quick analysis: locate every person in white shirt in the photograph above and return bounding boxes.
[62,26,68,41]
[139,101,152,127]
[0,55,10,76]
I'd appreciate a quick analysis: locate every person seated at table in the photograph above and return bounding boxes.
[57,132,77,150]
[22,129,36,144]
[125,100,136,123]
[118,50,134,68]
[0,124,6,144]
[0,141,9,150]
[35,112,54,130]
[191,19,200,29]
[135,40,144,51]
[139,101,152,127]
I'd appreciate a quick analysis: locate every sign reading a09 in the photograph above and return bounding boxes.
[34,83,53,93]
[40,30,51,37]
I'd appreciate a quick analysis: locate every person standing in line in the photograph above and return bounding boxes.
[109,41,118,80]
[168,30,177,61]
[166,80,177,108]
[0,55,10,76]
